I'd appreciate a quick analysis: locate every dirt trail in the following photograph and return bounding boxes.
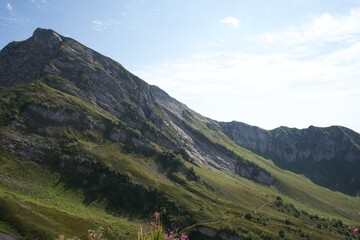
[180,197,273,233]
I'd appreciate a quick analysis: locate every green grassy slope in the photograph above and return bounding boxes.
[0,149,137,239]
[0,80,359,240]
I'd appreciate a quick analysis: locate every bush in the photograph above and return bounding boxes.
[279,229,285,238]
[260,232,271,240]
[244,213,252,220]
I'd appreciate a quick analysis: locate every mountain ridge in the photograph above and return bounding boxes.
[220,121,360,195]
[0,28,276,184]
[0,28,359,239]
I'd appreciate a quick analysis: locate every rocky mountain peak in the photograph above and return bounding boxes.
[0,28,66,86]
[31,28,63,48]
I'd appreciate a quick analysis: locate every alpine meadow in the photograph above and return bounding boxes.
[0,27,359,240]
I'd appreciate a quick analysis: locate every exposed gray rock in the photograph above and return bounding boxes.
[0,28,64,86]
[235,161,275,185]
[198,226,217,238]
[26,104,103,130]
[221,121,360,194]
[0,233,22,240]
[197,226,244,240]
[109,127,126,142]
[221,122,360,163]
[0,129,57,163]
[218,232,244,240]
[131,137,156,153]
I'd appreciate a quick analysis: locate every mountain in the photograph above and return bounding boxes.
[0,28,359,239]
[220,122,360,195]
[0,28,274,185]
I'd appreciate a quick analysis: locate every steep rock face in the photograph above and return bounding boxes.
[0,29,64,86]
[220,121,360,195]
[0,28,274,185]
[235,162,274,186]
[220,122,360,163]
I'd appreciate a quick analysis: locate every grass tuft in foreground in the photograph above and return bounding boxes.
[138,212,189,240]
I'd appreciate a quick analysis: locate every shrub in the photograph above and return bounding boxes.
[275,200,283,207]
[275,197,283,207]
[301,210,309,216]
[244,213,252,220]
[278,229,285,238]
[260,232,271,240]
[293,211,300,218]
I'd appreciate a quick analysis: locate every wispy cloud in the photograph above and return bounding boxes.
[135,8,360,131]
[91,19,122,31]
[30,0,47,4]
[261,8,360,47]
[0,15,31,26]
[29,0,48,9]
[6,3,13,12]
[220,16,240,28]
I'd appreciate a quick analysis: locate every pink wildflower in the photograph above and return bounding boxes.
[348,226,359,239]
[181,233,188,240]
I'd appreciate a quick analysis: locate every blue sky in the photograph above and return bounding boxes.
[1,0,360,132]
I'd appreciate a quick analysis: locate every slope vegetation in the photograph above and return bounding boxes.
[0,28,359,239]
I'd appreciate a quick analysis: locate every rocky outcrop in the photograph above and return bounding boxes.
[26,104,103,130]
[196,226,244,240]
[235,161,275,185]
[0,127,58,163]
[0,233,20,240]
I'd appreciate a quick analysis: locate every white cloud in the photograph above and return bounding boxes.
[135,9,360,132]
[261,8,360,46]
[0,15,31,26]
[30,0,47,4]
[136,47,360,131]
[29,0,48,9]
[91,19,122,31]
[6,3,13,12]
[220,16,240,28]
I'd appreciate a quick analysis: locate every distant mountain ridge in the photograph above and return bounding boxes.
[221,121,360,195]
